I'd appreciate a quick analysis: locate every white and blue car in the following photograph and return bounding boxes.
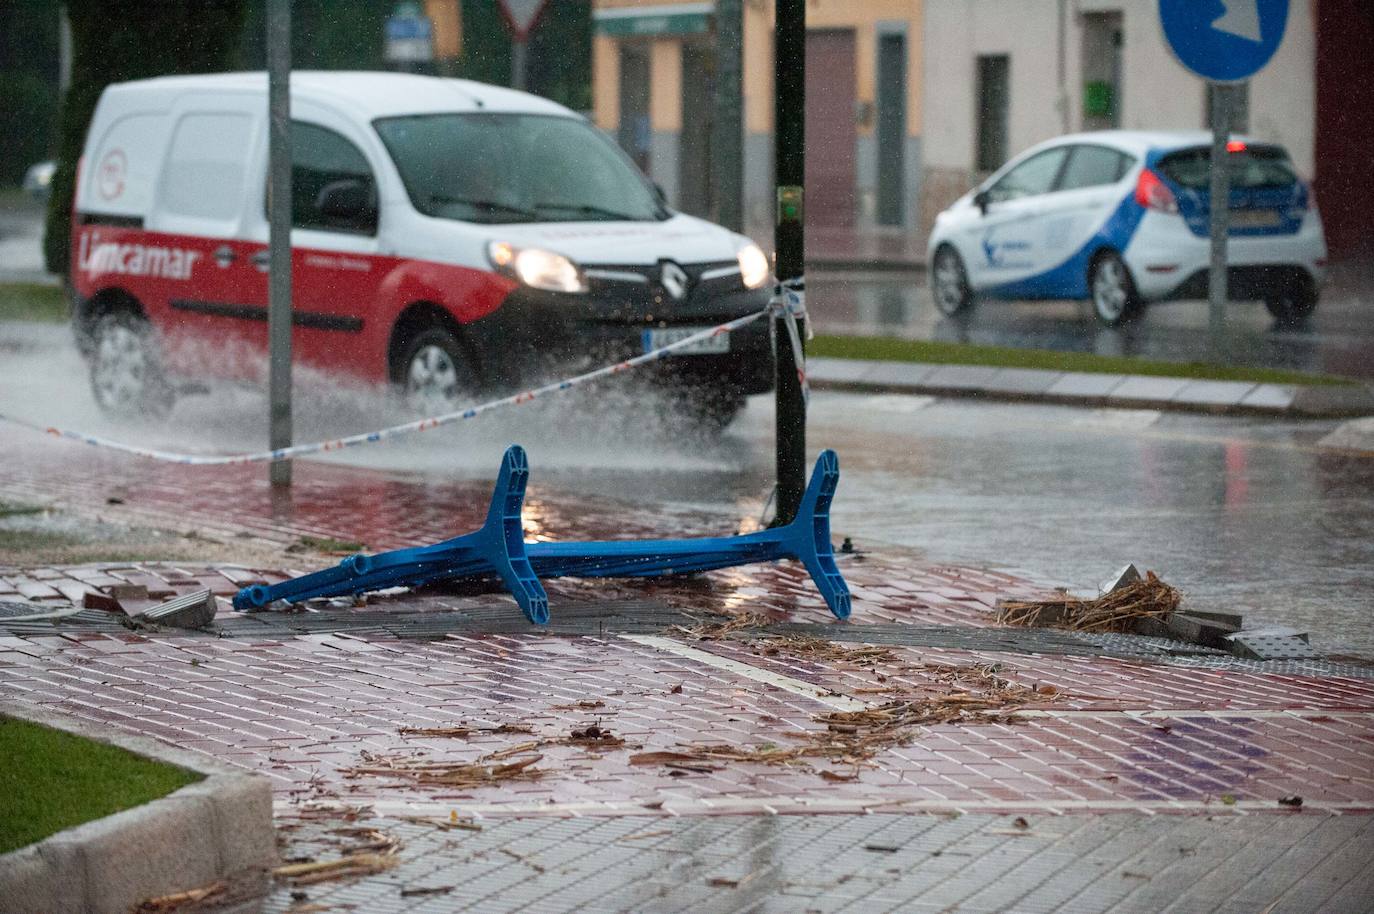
[928,131,1327,326]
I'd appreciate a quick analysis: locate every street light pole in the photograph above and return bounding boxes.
[772,0,805,526]
[267,0,293,487]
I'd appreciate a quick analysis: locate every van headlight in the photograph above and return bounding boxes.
[736,242,771,290]
[488,241,588,293]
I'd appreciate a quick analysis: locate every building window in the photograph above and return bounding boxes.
[976,55,1009,173]
[1205,82,1250,133]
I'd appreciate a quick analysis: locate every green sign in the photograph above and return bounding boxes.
[594,11,710,37]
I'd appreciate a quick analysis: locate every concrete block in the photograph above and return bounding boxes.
[137,589,215,629]
[75,794,221,914]
[984,368,1060,395]
[1240,383,1298,411]
[923,364,1000,390]
[176,776,278,873]
[0,846,65,914]
[1108,375,1192,403]
[808,357,879,385]
[1171,380,1257,406]
[1045,373,1127,399]
[1099,563,1141,594]
[860,361,937,389]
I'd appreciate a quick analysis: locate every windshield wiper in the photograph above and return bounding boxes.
[534,202,646,221]
[429,194,537,219]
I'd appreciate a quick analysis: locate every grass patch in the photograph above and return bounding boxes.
[0,716,202,853]
[810,334,1355,387]
[0,282,67,323]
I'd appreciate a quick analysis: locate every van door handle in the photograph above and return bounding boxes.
[213,245,236,266]
[251,249,271,273]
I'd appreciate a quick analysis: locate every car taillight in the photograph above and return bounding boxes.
[1135,168,1179,214]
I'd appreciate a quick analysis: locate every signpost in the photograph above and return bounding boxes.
[497,0,549,91]
[266,0,292,487]
[1158,0,1289,350]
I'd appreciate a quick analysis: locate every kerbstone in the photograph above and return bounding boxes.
[1108,375,1192,402]
[176,775,277,873]
[75,793,221,914]
[0,846,64,914]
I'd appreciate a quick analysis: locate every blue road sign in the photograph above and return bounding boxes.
[385,15,432,41]
[1159,0,1288,83]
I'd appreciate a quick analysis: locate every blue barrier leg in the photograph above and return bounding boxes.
[232,446,548,623]
[526,450,851,619]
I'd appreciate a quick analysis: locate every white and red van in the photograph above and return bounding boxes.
[71,71,774,423]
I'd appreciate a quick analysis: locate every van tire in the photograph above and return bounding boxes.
[89,310,174,419]
[398,326,479,416]
[931,245,974,316]
[1089,251,1143,326]
[1264,273,1318,327]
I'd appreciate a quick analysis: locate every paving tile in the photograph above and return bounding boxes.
[1171,380,1259,406]
[1107,376,1193,403]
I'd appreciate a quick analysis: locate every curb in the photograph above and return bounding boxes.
[808,357,1374,420]
[0,702,277,914]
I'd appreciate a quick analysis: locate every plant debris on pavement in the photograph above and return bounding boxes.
[997,571,1181,632]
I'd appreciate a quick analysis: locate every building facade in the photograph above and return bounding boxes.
[590,0,925,237]
[919,0,1373,259]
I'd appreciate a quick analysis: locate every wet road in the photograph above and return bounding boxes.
[2,318,1372,658]
[810,267,1374,380]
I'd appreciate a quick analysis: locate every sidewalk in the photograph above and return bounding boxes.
[810,357,1374,419]
[1,432,1372,911]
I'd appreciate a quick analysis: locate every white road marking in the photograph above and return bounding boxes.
[620,634,871,712]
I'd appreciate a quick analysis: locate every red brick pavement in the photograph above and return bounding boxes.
[3,436,1373,821]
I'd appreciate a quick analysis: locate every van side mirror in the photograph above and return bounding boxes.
[652,182,668,206]
[974,189,991,216]
[316,179,376,229]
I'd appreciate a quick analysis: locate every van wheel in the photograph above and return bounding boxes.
[1264,273,1318,328]
[931,246,974,316]
[89,311,174,418]
[1090,252,1143,326]
[400,327,478,416]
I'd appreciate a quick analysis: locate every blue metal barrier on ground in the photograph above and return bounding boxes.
[232,445,850,621]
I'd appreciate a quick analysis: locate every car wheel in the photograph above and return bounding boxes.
[668,384,745,436]
[400,327,478,416]
[1264,273,1318,328]
[931,245,974,316]
[1090,251,1143,326]
[89,310,174,418]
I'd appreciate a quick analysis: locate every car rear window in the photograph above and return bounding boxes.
[1157,144,1298,190]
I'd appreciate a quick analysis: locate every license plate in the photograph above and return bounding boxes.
[643,327,730,355]
[1230,209,1282,228]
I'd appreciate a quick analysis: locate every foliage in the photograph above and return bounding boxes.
[0,282,67,323]
[0,716,202,854]
[0,0,60,186]
[43,0,249,275]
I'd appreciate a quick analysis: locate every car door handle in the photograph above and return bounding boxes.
[213,245,236,266]
[251,249,271,272]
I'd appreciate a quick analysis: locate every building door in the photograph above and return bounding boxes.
[805,29,857,228]
[876,32,907,226]
[618,44,651,174]
[678,43,715,218]
[1315,0,1374,261]
[975,55,1009,175]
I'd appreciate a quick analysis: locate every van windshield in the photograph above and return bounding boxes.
[374,113,668,224]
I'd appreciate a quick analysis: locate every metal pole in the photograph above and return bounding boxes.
[267,0,293,487]
[713,0,744,232]
[1207,81,1231,354]
[511,37,527,90]
[772,0,805,526]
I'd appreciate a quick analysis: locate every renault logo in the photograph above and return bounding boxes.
[659,260,690,301]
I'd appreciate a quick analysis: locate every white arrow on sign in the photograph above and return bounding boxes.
[1213,0,1263,43]
[498,0,549,41]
